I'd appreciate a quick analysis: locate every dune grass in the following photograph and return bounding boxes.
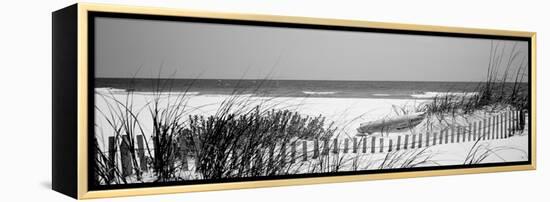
[93,78,343,184]
[420,41,528,119]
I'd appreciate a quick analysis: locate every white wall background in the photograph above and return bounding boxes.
[0,0,546,201]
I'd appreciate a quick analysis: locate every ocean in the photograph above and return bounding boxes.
[95,78,522,99]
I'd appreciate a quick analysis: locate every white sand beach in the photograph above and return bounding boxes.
[94,88,529,172]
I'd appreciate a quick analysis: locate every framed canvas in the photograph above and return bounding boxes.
[52,3,537,199]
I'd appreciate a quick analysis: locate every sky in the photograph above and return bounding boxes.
[95,17,529,82]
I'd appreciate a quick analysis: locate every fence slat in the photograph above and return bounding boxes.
[281,144,287,164]
[302,141,308,161]
[504,112,510,138]
[388,139,393,152]
[323,139,329,155]
[404,135,409,150]
[477,120,482,140]
[290,142,296,163]
[418,133,423,148]
[456,127,461,143]
[371,136,376,153]
[450,126,455,143]
[333,139,339,154]
[353,138,358,153]
[444,129,448,144]
[313,139,319,159]
[379,138,384,153]
[426,132,430,147]
[344,138,349,153]
[108,136,116,181]
[397,136,402,150]
[498,113,504,139]
[468,124,472,142]
[463,126,467,142]
[268,146,274,166]
[492,116,496,139]
[439,130,444,144]
[432,132,437,145]
[174,135,187,171]
[482,118,487,140]
[411,134,416,149]
[512,110,516,132]
[514,110,519,133]
[120,135,133,177]
[473,122,477,140]
[362,138,367,153]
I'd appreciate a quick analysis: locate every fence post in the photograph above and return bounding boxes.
[397,136,402,151]
[332,139,339,154]
[108,136,116,181]
[388,139,393,152]
[404,135,409,150]
[120,135,133,177]
[313,139,319,159]
[302,141,308,161]
[353,138,358,153]
[432,132,437,145]
[379,138,384,153]
[371,136,376,153]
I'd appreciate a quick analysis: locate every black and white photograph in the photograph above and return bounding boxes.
[91,14,531,187]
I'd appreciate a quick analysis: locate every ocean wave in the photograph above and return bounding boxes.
[302,91,337,95]
[95,88,201,96]
[411,91,478,99]
[372,94,391,97]
[95,87,127,93]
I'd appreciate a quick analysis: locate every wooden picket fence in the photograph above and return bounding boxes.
[104,110,526,177]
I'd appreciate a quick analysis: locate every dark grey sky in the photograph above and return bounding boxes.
[95,17,528,82]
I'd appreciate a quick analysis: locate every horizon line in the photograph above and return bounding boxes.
[95,77,529,84]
